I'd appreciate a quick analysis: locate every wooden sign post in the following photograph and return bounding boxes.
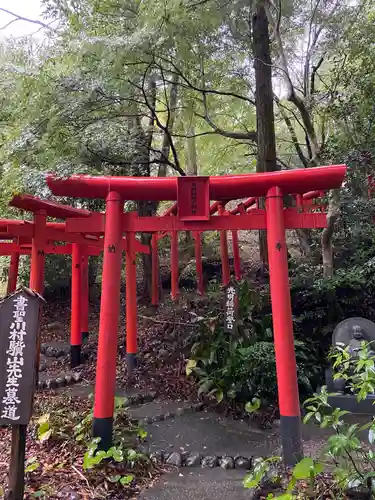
[224,281,238,334]
[0,288,44,500]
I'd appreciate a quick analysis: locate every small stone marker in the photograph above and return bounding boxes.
[224,281,238,333]
[0,288,44,500]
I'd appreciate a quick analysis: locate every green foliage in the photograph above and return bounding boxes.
[245,398,261,414]
[187,281,320,405]
[243,456,323,498]
[243,346,375,498]
[25,457,41,474]
[243,456,281,490]
[33,394,147,485]
[83,437,141,477]
[0,0,374,296]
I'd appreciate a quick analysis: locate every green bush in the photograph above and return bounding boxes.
[188,231,375,408]
[187,281,321,405]
[243,343,375,498]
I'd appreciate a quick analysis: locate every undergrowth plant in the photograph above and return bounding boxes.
[186,280,320,406]
[31,395,148,488]
[243,342,375,499]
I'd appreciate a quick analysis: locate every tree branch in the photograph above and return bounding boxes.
[265,3,320,165]
[131,75,185,176]
[274,95,309,167]
[322,189,341,278]
[153,55,256,105]
[0,8,54,31]
[158,71,179,177]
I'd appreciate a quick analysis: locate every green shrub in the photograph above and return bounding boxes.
[187,281,321,405]
[243,342,375,498]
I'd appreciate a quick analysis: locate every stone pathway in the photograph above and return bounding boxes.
[127,399,278,499]
[142,410,278,458]
[139,469,250,500]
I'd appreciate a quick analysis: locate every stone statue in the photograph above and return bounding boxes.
[347,325,372,360]
[326,318,375,395]
[324,317,375,413]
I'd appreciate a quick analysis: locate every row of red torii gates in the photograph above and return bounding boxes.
[1,165,346,465]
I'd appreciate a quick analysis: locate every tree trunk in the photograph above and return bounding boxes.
[138,200,158,299]
[140,77,179,300]
[158,73,179,178]
[185,116,198,242]
[322,190,340,278]
[252,2,279,272]
[296,228,312,256]
[187,125,198,176]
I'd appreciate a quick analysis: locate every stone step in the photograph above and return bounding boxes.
[128,400,201,425]
[40,341,70,358]
[51,383,157,405]
[37,371,82,390]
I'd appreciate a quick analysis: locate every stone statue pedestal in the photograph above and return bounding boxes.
[327,394,375,414]
[325,367,375,414]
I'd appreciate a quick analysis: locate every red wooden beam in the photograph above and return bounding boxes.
[29,211,46,293]
[230,197,256,215]
[151,233,159,307]
[80,252,89,342]
[6,223,149,254]
[47,165,346,200]
[0,243,102,256]
[7,247,19,294]
[71,244,82,367]
[93,192,124,448]
[125,232,137,372]
[218,204,230,286]
[10,194,91,219]
[266,186,303,464]
[66,210,327,234]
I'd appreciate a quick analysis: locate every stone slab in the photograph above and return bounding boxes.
[327,395,375,415]
[140,469,250,500]
[38,371,73,382]
[53,383,155,402]
[144,411,279,457]
[128,401,193,421]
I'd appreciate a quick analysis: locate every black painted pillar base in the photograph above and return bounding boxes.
[127,353,137,374]
[82,331,89,344]
[70,344,81,368]
[280,415,304,466]
[93,416,113,450]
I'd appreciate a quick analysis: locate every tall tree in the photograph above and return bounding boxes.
[252,1,278,269]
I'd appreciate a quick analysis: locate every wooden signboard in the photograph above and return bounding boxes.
[0,290,42,425]
[224,282,238,334]
[0,288,44,500]
[177,176,210,221]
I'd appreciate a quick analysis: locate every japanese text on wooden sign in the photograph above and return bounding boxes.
[177,176,210,221]
[0,291,41,425]
[224,283,238,333]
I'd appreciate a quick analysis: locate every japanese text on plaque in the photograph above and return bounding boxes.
[1,295,28,421]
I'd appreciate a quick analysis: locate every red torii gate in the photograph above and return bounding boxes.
[152,197,258,304]
[2,195,150,367]
[45,165,347,465]
[153,190,327,306]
